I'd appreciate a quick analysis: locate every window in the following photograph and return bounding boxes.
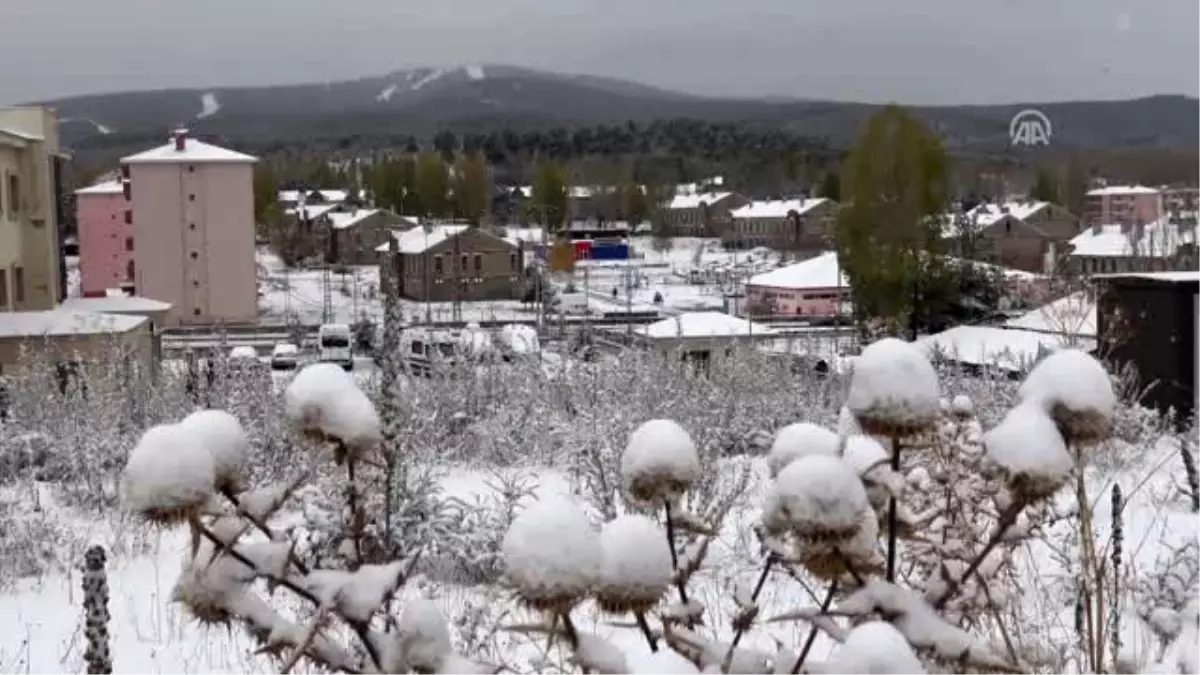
[7,173,18,216]
[124,210,132,225]
[433,255,444,275]
[189,222,195,230]
[473,253,483,274]
[126,260,135,282]
[124,237,134,252]
[510,252,518,272]
[12,267,23,303]
[460,279,469,292]
[120,165,130,180]
[193,308,201,316]
[0,269,7,306]
[187,165,195,173]
[122,182,131,201]
[460,254,468,271]
[189,251,198,260]
[411,340,425,356]
[188,194,195,202]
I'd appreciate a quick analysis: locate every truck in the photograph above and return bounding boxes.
[317,323,354,370]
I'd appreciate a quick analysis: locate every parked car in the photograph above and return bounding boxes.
[228,346,266,374]
[270,343,300,370]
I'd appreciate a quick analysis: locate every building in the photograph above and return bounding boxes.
[1163,186,1199,225]
[323,208,414,266]
[662,192,749,237]
[1066,219,1197,275]
[75,179,133,296]
[120,129,258,326]
[0,309,155,378]
[1082,185,1163,228]
[726,198,837,253]
[633,311,777,366]
[946,200,1081,273]
[278,188,348,208]
[743,251,849,319]
[377,225,523,302]
[0,106,66,312]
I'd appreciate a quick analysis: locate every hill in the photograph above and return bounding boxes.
[34,64,1199,162]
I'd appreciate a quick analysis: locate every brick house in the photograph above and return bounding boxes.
[322,208,415,266]
[945,200,1081,273]
[662,192,748,237]
[1067,219,1197,275]
[1082,185,1163,228]
[376,225,523,302]
[725,198,838,254]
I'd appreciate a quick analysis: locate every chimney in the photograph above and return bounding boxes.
[1091,220,1102,236]
[173,128,188,152]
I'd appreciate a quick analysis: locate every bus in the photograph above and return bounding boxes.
[317,323,354,370]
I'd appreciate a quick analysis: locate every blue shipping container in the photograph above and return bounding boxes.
[590,243,630,260]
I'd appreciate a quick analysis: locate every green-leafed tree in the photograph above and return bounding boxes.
[453,152,490,225]
[1030,167,1060,203]
[253,162,280,225]
[415,151,451,218]
[369,156,417,214]
[836,105,950,339]
[532,162,570,232]
[620,180,650,225]
[819,170,842,201]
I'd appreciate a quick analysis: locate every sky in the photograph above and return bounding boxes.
[2,0,1197,105]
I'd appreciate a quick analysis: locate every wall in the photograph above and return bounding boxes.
[744,284,846,318]
[77,191,132,295]
[1084,192,1163,227]
[128,161,256,325]
[0,322,153,376]
[0,107,62,311]
[398,229,522,302]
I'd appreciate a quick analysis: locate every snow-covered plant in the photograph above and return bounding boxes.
[81,545,112,675]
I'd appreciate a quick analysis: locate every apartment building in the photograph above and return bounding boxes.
[76,179,133,296]
[0,107,65,312]
[726,198,838,254]
[120,129,258,326]
[1082,185,1163,228]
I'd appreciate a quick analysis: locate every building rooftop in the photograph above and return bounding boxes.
[74,179,124,196]
[747,251,846,290]
[1087,184,1160,197]
[1068,220,1194,258]
[327,209,381,230]
[279,189,348,203]
[0,310,147,338]
[1095,271,1200,283]
[121,134,256,165]
[666,192,733,210]
[919,325,1088,373]
[1004,291,1096,338]
[377,224,470,254]
[730,198,829,219]
[638,311,776,339]
[59,296,172,313]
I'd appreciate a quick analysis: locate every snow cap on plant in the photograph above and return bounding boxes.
[842,434,896,513]
[766,422,839,478]
[1018,349,1116,446]
[763,454,870,544]
[595,514,673,614]
[983,402,1074,500]
[846,337,941,437]
[833,620,926,674]
[283,363,381,455]
[385,596,452,673]
[621,419,701,505]
[121,423,215,525]
[179,409,251,492]
[950,394,975,419]
[502,495,600,613]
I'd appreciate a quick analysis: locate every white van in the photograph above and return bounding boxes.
[317,323,354,370]
[270,342,300,370]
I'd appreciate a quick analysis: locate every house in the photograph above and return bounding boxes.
[0,106,66,312]
[1097,271,1198,426]
[662,192,749,237]
[0,309,155,379]
[1083,185,1163,228]
[743,251,849,319]
[322,208,413,266]
[376,225,523,302]
[1066,219,1197,275]
[1005,290,1097,344]
[945,200,1081,273]
[634,311,776,366]
[120,129,258,326]
[726,198,838,253]
[278,188,348,207]
[75,179,133,296]
[919,325,1086,376]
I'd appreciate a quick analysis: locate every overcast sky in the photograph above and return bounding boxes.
[2,0,1197,105]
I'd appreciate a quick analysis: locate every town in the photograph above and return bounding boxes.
[0,80,1197,674]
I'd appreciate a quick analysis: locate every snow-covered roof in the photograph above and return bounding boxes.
[1087,185,1160,197]
[965,200,1049,225]
[919,325,1075,373]
[504,227,546,246]
[279,189,348,203]
[1094,270,1200,283]
[0,127,43,143]
[0,310,147,338]
[747,251,846,290]
[667,192,733,210]
[1068,220,1194,258]
[285,204,339,220]
[1005,291,1096,338]
[377,225,470,254]
[638,312,776,339]
[674,176,724,195]
[59,296,172,313]
[327,209,380,230]
[74,180,124,196]
[121,137,256,164]
[731,198,828,219]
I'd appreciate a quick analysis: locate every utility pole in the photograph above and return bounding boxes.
[625,261,633,342]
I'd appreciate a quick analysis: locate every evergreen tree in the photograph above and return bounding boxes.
[415,152,451,218]
[453,152,490,225]
[620,180,650,224]
[532,162,570,232]
[819,170,842,201]
[1030,167,1060,203]
[836,105,949,338]
[253,162,280,226]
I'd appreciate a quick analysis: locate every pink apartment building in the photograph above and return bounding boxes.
[76,179,133,296]
[742,251,849,318]
[120,129,258,326]
[1082,185,1163,227]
